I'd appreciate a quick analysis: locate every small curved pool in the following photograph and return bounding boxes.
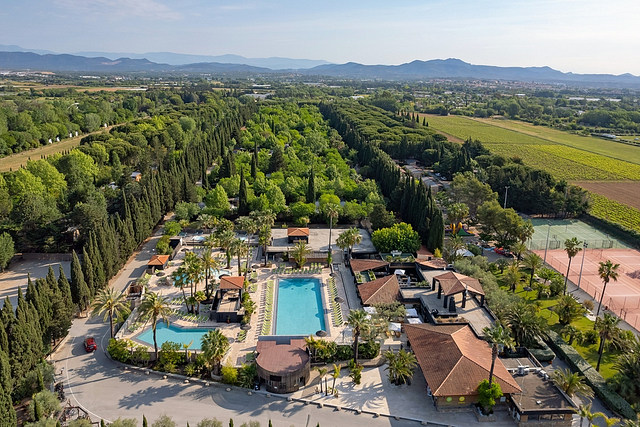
[136,323,212,350]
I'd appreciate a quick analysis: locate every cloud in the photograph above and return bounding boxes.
[53,0,182,21]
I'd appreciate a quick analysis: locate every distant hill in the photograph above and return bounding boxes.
[1,50,639,87]
[303,58,640,85]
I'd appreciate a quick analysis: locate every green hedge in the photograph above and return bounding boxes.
[529,339,555,363]
[546,331,635,419]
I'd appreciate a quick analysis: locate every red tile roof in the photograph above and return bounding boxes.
[417,258,448,269]
[147,255,170,266]
[287,227,310,237]
[219,276,245,290]
[405,324,521,397]
[357,274,400,305]
[350,259,389,272]
[434,271,484,296]
[417,245,434,259]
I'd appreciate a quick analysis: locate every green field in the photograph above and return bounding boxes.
[423,115,640,181]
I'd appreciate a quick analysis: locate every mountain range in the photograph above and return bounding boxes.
[1,46,639,87]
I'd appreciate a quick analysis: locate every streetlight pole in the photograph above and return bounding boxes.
[504,186,510,209]
[577,241,588,289]
[543,221,552,263]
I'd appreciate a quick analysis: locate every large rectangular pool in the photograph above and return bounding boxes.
[275,278,326,336]
[136,323,211,350]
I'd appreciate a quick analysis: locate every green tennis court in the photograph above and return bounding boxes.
[527,218,628,250]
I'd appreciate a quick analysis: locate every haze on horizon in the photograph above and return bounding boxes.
[1,0,639,75]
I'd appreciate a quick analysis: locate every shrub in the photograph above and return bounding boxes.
[152,414,177,427]
[155,235,172,255]
[107,338,131,363]
[583,330,598,345]
[358,340,380,359]
[27,390,60,421]
[221,364,238,385]
[335,345,352,361]
[159,341,183,369]
[197,419,223,427]
[184,363,197,377]
[582,300,594,311]
[163,221,182,236]
[477,379,502,415]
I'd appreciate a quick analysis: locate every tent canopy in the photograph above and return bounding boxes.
[389,322,402,332]
[406,308,419,318]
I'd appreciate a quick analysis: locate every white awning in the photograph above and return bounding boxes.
[406,308,419,317]
[394,269,406,275]
[389,322,402,332]
[456,249,474,257]
[406,317,423,324]
[364,307,377,314]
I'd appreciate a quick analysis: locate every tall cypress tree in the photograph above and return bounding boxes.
[70,250,90,311]
[0,349,11,397]
[306,168,316,204]
[250,152,257,180]
[0,385,16,427]
[53,265,74,341]
[238,168,249,216]
[82,246,96,296]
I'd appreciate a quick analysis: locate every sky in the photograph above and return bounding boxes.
[1,0,639,75]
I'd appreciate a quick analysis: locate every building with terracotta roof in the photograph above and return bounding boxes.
[147,255,170,271]
[287,227,310,244]
[357,274,401,306]
[256,337,310,393]
[212,276,244,323]
[433,271,485,310]
[405,323,521,411]
[349,259,389,273]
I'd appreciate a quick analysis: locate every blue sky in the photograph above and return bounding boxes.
[1,0,639,74]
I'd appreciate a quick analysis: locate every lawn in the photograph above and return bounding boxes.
[495,272,619,379]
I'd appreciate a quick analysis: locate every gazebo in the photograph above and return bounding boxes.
[432,271,484,312]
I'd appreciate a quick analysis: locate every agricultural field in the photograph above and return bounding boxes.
[588,192,640,233]
[575,181,640,211]
[472,117,640,165]
[482,143,625,181]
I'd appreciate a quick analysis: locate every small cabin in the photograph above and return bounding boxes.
[287,227,309,244]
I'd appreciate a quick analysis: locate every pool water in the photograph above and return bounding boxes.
[275,278,326,336]
[136,323,211,350]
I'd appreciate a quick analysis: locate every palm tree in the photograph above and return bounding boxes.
[596,260,620,319]
[171,265,190,310]
[236,216,257,245]
[201,329,230,375]
[576,403,603,427]
[509,242,527,261]
[505,302,547,348]
[521,252,543,286]
[290,241,312,268]
[200,247,221,299]
[564,237,583,295]
[258,225,272,266]
[331,364,341,394]
[384,349,417,385]
[601,415,621,427]
[315,367,328,395]
[194,291,207,314]
[198,213,217,231]
[251,209,276,230]
[230,238,249,276]
[556,294,585,325]
[595,313,621,372]
[323,203,340,252]
[337,228,363,261]
[482,323,514,387]
[184,251,204,298]
[137,292,171,360]
[560,324,583,346]
[443,235,465,264]
[90,287,131,339]
[346,309,371,364]
[217,229,236,269]
[504,259,522,292]
[551,367,594,400]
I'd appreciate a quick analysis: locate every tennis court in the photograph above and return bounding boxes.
[527,218,628,250]
[534,247,640,330]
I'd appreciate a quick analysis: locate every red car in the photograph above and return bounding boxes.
[84,337,97,352]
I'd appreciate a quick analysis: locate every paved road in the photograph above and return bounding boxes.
[52,232,418,427]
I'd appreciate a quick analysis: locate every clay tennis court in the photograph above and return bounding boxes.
[535,247,640,329]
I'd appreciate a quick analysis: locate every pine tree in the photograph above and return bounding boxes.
[34,397,42,421]
[229,419,234,427]
[142,415,148,427]
[306,168,316,204]
[0,385,16,427]
[238,168,249,216]
[70,250,90,311]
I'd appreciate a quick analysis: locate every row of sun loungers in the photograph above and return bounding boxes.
[260,280,275,335]
[169,308,209,323]
[327,277,343,326]
[274,263,323,275]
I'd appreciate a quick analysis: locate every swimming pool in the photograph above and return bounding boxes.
[136,323,211,350]
[275,278,326,336]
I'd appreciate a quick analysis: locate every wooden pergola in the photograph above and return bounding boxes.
[432,271,485,312]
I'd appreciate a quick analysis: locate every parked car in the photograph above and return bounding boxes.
[84,337,97,352]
